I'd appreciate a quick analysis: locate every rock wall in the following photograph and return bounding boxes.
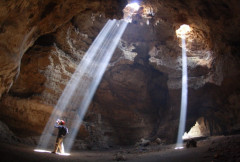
[0,0,127,98]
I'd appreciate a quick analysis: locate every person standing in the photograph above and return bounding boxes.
[52,119,68,154]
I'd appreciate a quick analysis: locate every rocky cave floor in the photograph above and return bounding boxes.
[0,134,240,162]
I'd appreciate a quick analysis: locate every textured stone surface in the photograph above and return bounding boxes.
[0,0,126,98]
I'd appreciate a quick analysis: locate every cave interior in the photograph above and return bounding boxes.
[0,0,240,161]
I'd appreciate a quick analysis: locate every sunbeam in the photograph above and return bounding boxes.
[36,19,128,153]
[175,24,191,149]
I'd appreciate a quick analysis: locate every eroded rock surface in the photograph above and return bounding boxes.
[0,0,126,98]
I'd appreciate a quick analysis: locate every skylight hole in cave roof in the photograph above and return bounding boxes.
[176,24,192,38]
[123,2,154,23]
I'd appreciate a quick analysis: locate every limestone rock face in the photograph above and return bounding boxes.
[0,0,240,147]
[0,0,127,98]
[0,9,109,135]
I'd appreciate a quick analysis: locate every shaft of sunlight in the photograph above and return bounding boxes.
[176,35,188,149]
[37,20,128,153]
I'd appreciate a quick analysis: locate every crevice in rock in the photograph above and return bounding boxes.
[35,34,56,46]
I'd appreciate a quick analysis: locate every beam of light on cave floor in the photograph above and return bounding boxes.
[176,35,188,149]
[36,19,128,153]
